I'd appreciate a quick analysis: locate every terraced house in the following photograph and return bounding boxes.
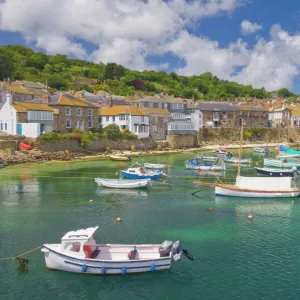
[99,105,149,138]
[48,93,99,132]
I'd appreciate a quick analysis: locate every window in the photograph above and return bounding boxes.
[141,116,144,122]
[106,116,109,122]
[88,109,92,117]
[158,103,163,109]
[112,116,115,122]
[77,108,82,116]
[149,102,153,108]
[171,103,184,109]
[0,123,2,130]
[4,123,7,130]
[164,103,168,108]
[65,107,71,116]
[119,114,126,120]
[172,112,185,119]
[139,125,148,132]
[66,119,71,128]
[135,125,139,132]
[28,111,53,121]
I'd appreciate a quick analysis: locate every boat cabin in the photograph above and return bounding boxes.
[61,226,98,259]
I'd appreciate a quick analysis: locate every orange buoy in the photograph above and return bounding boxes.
[120,161,124,165]
[83,245,93,258]
[208,207,213,211]
[116,217,122,223]
[248,215,253,221]
[127,252,131,259]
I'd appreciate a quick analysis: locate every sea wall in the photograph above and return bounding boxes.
[37,137,157,153]
[166,134,198,149]
[199,127,300,144]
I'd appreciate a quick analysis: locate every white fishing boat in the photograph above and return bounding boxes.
[254,147,269,153]
[144,163,167,169]
[185,159,226,170]
[95,178,150,189]
[223,157,252,164]
[201,156,220,162]
[212,149,228,156]
[215,176,299,198]
[41,226,194,275]
[264,159,300,169]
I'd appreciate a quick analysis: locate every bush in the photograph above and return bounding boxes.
[105,124,121,140]
[38,132,60,141]
[72,128,82,134]
[80,132,97,147]
[121,128,137,139]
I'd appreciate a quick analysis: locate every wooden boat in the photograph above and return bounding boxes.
[109,155,131,161]
[121,167,165,180]
[255,167,294,177]
[41,226,193,275]
[223,157,251,164]
[20,142,32,150]
[264,159,300,168]
[215,176,299,198]
[185,158,226,170]
[95,178,150,189]
[254,147,269,153]
[144,163,167,169]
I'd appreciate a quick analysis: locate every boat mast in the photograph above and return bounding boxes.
[237,119,244,177]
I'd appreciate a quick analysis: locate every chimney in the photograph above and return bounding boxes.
[42,93,49,104]
[108,96,113,107]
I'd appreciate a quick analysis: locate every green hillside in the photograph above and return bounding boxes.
[0,45,294,100]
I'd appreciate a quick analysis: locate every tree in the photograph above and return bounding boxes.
[26,52,48,70]
[131,79,145,90]
[47,74,68,90]
[104,63,126,80]
[278,88,291,98]
[0,48,13,80]
[105,124,121,140]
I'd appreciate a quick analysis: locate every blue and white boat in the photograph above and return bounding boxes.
[254,147,269,154]
[121,167,165,180]
[255,167,295,177]
[185,158,226,170]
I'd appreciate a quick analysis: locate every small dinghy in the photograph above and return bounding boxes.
[109,155,131,161]
[254,147,269,153]
[201,156,220,162]
[212,149,228,156]
[255,167,294,177]
[121,167,165,180]
[143,163,167,169]
[20,142,32,150]
[41,226,194,275]
[95,178,150,189]
[215,176,299,198]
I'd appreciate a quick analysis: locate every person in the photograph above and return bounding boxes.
[283,158,287,163]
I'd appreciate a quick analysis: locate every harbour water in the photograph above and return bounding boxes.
[1,150,300,300]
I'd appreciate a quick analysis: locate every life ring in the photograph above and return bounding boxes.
[83,245,93,258]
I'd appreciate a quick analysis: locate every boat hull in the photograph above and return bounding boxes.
[185,163,225,170]
[121,171,163,180]
[42,245,171,275]
[110,156,130,161]
[264,159,300,168]
[254,148,268,153]
[144,163,166,169]
[255,168,293,177]
[223,158,251,164]
[95,178,150,189]
[215,184,299,198]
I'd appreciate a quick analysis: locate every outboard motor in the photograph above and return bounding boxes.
[159,240,173,257]
[170,240,183,262]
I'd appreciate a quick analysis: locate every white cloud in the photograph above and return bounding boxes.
[1,0,300,91]
[241,20,263,34]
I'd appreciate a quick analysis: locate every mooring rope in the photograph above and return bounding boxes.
[0,245,42,261]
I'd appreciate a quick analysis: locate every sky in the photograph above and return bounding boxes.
[1,0,300,93]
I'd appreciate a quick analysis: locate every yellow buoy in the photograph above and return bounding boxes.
[248,215,253,221]
[89,200,94,204]
[116,217,122,223]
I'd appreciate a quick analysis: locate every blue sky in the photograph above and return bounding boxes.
[1,0,300,92]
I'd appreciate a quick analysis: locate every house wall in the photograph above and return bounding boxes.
[0,93,18,135]
[50,105,99,133]
[238,111,268,127]
[148,115,171,141]
[166,134,197,149]
[20,123,40,138]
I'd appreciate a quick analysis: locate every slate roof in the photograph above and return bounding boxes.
[196,102,238,111]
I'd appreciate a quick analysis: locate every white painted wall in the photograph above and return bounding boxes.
[20,123,41,138]
[101,114,149,138]
[189,110,203,131]
[0,92,17,135]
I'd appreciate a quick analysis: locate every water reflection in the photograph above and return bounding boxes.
[95,187,148,198]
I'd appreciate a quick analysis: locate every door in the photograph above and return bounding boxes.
[40,124,45,134]
[17,124,22,135]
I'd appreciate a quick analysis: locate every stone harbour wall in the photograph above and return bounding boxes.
[166,134,198,149]
[37,137,157,152]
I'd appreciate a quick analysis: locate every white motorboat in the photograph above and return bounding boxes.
[95,178,150,189]
[215,176,299,198]
[223,157,252,164]
[41,226,193,275]
[254,147,269,153]
[264,159,300,169]
[144,163,167,169]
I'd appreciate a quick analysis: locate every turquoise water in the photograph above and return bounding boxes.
[1,150,300,300]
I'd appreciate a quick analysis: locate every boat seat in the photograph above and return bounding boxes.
[91,246,100,259]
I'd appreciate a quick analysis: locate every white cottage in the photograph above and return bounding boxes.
[100,105,149,138]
